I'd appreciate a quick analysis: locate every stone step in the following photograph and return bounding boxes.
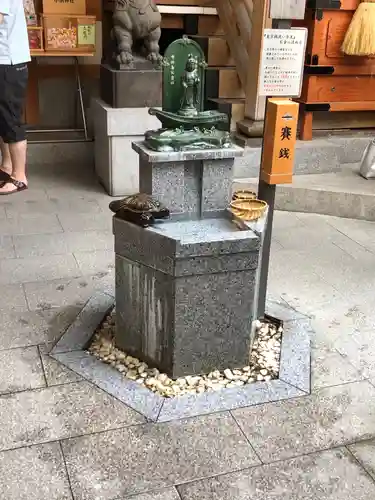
[233,164,375,221]
[190,35,234,66]
[208,98,245,132]
[233,134,371,179]
[26,131,94,168]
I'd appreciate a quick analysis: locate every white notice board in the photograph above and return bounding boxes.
[258,28,308,98]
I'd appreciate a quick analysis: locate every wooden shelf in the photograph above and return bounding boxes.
[31,51,95,57]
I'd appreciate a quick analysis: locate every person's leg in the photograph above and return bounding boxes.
[0,64,28,194]
[9,140,27,182]
[0,138,12,176]
[0,66,12,181]
[0,138,28,192]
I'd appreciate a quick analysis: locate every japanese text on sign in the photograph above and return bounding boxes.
[279,125,292,158]
[259,28,307,97]
[78,24,95,46]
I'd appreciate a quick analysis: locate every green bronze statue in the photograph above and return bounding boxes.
[144,37,233,152]
[179,55,200,117]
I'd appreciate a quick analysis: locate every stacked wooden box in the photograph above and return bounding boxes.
[296,0,375,140]
[26,0,96,54]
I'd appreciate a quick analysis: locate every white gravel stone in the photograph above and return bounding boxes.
[224,369,234,380]
[88,311,282,398]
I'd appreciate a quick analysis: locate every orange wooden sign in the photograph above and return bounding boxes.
[260,98,299,185]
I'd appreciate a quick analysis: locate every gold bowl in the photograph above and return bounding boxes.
[230,199,267,221]
[232,189,257,201]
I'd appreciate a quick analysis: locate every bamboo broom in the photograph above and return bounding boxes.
[342,0,375,56]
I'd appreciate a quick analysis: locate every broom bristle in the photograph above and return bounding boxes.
[342,3,375,56]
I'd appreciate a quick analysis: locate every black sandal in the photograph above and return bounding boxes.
[0,170,10,182]
[0,178,28,195]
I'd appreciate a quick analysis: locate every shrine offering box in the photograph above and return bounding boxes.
[294,0,375,140]
[42,0,86,15]
[43,14,96,53]
[28,24,44,52]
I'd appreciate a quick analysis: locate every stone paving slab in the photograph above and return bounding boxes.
[52,293,114,354]
[58,213,112,232]
[5,198,103,218]
[39,345,82,386]
[0,347,45,394]
[116,488,180,500]
[13,230,112,258]
[324,216,375,253]
[0,186,49,203]
[233,380,375,463]
[268,248,344,317]
[0,284,28,312]
[0,442,72,499]
[0,311,51,350]
[278,318,311,393]
[348,439,375,481]
[0,254,81,285]
[158,380,304,423]
[332,327,375,379]
[307,249,375,297]
[311,344,364,391]
[39,306,83,347]
[52,350,164,422]
[0,214,63,236]
[0,235,16,259]
[74,250,114,276]
[24,274,114,311]
[266,299,309,322]
[177,447,375,500]
[308,296,374,351]
[62,413,260,500]
[272,212,370,257]
[0,381,143,452]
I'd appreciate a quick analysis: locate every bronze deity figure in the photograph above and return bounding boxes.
[179,55,200,116]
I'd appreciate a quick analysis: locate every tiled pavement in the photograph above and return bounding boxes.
[1,163,375,499]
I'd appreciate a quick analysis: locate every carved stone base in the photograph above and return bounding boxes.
[144,128,232,152]
[237,119,265,138]
[100,63,162,109]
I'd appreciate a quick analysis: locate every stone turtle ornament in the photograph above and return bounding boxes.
[109,193,170,228]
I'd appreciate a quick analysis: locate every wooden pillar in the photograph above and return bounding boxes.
[300,110,313,141]
[237,0,271,137]
[216,0,247,87]
[244,0,270,122]
[270,0,306,20]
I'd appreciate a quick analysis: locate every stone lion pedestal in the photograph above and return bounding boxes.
[93,0,163,196]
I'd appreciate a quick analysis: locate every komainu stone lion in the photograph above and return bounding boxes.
[112,0,162,66]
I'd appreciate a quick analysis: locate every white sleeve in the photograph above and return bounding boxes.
[0,0,10,14]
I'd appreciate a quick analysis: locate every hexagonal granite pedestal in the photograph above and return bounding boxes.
[49,291,312,422]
